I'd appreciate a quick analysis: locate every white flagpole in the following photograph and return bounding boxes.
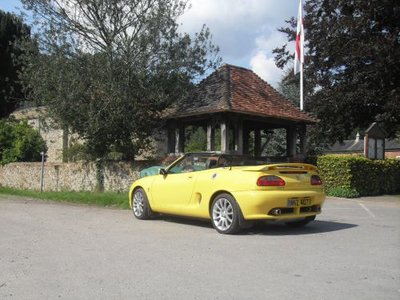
[300,56,304,111]
[295,0,304,111]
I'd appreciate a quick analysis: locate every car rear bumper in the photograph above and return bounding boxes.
[232,190,325,220]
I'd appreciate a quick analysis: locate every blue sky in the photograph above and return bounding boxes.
[0,0,298,87]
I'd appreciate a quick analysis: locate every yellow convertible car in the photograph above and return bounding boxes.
[129,152,325,234]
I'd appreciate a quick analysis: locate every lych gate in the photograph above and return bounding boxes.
[164,64,316,161]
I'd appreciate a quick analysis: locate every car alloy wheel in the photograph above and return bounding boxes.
[132,188,151,220]
[133,191,144,217]
[211,194,241,234]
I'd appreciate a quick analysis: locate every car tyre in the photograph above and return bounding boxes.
[132,188,152,220]
[285,215,316,228]
[211,193,241,234]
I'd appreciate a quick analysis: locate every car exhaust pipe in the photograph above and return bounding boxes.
[271,208,281,216]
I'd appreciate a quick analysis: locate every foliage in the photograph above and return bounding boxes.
[62,142,94,162]
[19,0,221,160]
[326,187,360,198]
[0,187,130,209]
[185,126,207,152]
[274,0,400,143]
[261,129,287,157]
[0,10,30,118]
[277,68,299,107]
[317,155,400,197]
[0,119,47,165]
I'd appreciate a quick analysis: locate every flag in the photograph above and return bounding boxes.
[294,0,304,74]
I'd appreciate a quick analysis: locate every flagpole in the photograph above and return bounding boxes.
[295,0,304,111]
[300,57,304,111]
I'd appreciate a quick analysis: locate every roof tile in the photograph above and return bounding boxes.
[168,64,316,123]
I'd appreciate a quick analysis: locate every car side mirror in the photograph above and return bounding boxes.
[159,168,167,176]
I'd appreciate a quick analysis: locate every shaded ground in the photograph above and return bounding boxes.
[0,195,399,299]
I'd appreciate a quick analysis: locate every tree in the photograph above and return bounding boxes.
[273,0,400,143]
[19,0,220,159]
[0,119,47,165]
[0,10,30,118]
[185,126,207,152]
[277,68,299,107]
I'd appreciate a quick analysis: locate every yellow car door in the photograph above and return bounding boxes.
[150,154,203,215]
[151,172,198,214]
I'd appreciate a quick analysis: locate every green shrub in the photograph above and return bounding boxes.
[317,155,400,197]
[62,142,93,162]
[326,187,360,198]
[0,119,47,165]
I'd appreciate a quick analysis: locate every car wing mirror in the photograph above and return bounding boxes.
[159,168,167,176]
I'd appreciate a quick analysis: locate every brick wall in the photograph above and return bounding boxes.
[0,161,153,192]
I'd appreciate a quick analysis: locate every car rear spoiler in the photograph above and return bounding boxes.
[264,163,318,171]
[242,163,318,172]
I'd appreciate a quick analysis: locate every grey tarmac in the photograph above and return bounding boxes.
[0,194,399,300]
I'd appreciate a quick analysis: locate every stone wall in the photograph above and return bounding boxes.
[0,161,153,192]
[11,107,66,163]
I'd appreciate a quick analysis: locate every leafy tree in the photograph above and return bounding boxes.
[0,119,47,165]
[273,0,400,143]
[0,10,30,118]
[185,126,207,152]
[19,0,220,160]
[260,129,287,157]
[277,68,299,107]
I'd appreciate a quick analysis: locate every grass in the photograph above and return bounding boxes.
[0,186,130,209]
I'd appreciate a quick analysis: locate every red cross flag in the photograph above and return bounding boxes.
[294,0,304,74]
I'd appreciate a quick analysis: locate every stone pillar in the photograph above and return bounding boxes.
[207,124,215,151]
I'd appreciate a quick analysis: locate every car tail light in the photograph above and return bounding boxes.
[257,175,285,186]
[311,175,323,185]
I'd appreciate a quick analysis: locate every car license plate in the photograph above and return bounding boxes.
[287,197,311,207]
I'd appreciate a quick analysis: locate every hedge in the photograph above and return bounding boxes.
[317,155,400,197]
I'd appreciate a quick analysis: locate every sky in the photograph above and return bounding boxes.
[0,0,298,87]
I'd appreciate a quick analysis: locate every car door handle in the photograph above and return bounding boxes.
[188,175,193,179]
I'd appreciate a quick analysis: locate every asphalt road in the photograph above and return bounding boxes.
[1,195,399,300]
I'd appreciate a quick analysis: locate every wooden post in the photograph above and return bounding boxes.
[207,124,215,151]
[286,126,297,157]
[254,129,261,157]
[364,134,369,158]
[235,120,244,155]
[299,125,307,160]
[243,126,250,155]
[175,128,180,154]
[175,125,185,153]
[167,127,175,153]
[220,122,228,153]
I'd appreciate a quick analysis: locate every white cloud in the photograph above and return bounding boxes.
[179,0,296,65]
[250,51,282,87]
[180,0,294,30]
[248,30,295,87]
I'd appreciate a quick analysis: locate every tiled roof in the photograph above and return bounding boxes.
[168,64,316,123]
[326,138,400,152]
[325,140,364,152]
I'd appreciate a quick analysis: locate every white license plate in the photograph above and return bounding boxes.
[287,197,311,207]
